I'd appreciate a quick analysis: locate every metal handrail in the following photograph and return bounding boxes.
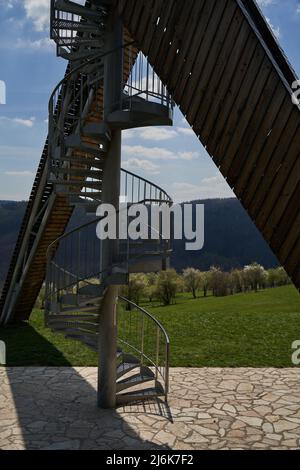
[118,296,170,396]
[45,194,172,260]
[121,168,172,203]
[44,187,173,310]
[48,40,136,143]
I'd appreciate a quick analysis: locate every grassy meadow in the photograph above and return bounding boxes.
[0,285,300,367]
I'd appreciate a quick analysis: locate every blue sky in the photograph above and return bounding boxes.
[0,0,300,202]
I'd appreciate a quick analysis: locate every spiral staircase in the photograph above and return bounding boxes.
[2,0,298,408]
[45,0,173,407]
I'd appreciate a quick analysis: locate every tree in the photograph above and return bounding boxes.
[267,268,278,288]
[121,274,147,305]
[201,272,211,297]
[267,267,291,287]
[155,269,180,306]
[144,273,158,303]
[243,263,266,292]
[209,267,229,297]
[229,269,244,294]
[183,268,202,299]
[275,267,291,286]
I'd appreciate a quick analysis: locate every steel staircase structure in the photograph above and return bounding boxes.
[47,0,174,407]
[0,0,174,407]
[44,205,171,405]
[0,0,300,405]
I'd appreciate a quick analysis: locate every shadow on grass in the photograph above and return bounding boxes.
[0,322,73,366]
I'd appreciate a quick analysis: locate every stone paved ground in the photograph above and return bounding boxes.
[0,367,300,450]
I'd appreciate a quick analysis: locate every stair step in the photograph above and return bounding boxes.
[107,272,128,285]
[47,314,99,322]
[116,385,165,406]
[116,362,140,380]
[55,38,104,48]
[49,321,99,334]
[83,122,111,140]
[83,63,104,76]
[52,180,102,189]
[68,190,102,198]
[60,304,100,314]
[78,284,105,297]
[52,168,103,179]
[58,47,102,62]
[107,102,173,130]
[82,203,102,215]
[69,197,102,208]
[122,353,142,365]
[65,331,99,350]
[52,154,104,169]
[116,373,154,393]
[51,19,100,34]
[66,133,107,149]
[55,0,104,22]
[59,293,103,307]
[65,135,107,154]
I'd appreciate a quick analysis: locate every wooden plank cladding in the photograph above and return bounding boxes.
[117,0,300,289]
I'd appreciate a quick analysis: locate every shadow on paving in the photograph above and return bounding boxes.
[5,367,172,450]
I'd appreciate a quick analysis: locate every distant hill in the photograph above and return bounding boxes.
[0,201,27,285]
[171,198,278,271]
[0,198,278,288]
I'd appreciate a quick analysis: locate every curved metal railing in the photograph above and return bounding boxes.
[48,45,174,172]
[121,168,172,204]
[45,169,173,315]
[118,296,170,396]
[123,48,173,110]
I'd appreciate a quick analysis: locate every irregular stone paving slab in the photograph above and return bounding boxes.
[0,367,300,450]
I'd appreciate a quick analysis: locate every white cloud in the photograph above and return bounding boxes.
[176,127,194,136]
[5,171,34,177]
[123,145,200,161]
[0,116,36,127]
[0,0,17,9]
[266,17,281,39]
[0,145,41,161]
[24,0,50,32]
[13,36,54,51]
[257,0,276,6]
[123,126,195,142]
[123,159,160,174]
[255,1,280,39]
[123,127,178,141]
[171,174,235,202]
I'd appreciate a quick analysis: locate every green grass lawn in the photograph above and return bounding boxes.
[1,285,300,367]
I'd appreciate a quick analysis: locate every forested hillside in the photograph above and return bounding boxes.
[0,198,278,291]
